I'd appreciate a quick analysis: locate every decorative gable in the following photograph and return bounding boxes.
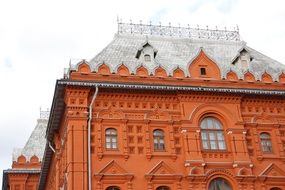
[97,106,125,119]
[147,161,175,175]
[95,160,133,181]
[188,49,221,80]
[232,48,253,69]
[135,41,158,63]
[145,161,182,181]
[97,160,128,175]
[259,163,285,177]
[145,109,171,121]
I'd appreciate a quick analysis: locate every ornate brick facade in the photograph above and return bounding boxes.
[3,22,285,190]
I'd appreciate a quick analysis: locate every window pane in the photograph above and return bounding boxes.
[106,137,111,143]
[201,132,208,140]
[218,141,226,150]
[113,138,117,142]
[112,143,117,149]
[210,141,217,149]
[209,132,216,140]
[106,143,111,148]
[207,119,213,129]
[217,132,224,140]
[202,140,209,149]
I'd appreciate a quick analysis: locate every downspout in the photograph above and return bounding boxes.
[88,86,98,190]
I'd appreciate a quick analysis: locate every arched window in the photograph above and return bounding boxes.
[260,132,273,153]
[144,54,151,62]
[106,186,120,190]
[156,186,170,190]
[200,117,226,150]
[153,129,165,151]
[208,178,232,190]
[270,187,282,190]
[105,128,118,150]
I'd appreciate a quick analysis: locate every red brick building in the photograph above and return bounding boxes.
[2,112,48,190]
[3,22,285,190]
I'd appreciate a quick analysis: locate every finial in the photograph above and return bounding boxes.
[169,22,171,27]
[197,25,199,30]
[206,25,209,30]
[215,26,218,30]
[159,21,162,26]
[224,27,227,31]
[236,25,239,32]
[178,23,181,28]
[117,15,119,23]
[187,24,190,29]
[130,19,132,24]
[140,20,142,25]
[149,20,152,26]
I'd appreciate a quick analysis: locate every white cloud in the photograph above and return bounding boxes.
[1,0,285,185]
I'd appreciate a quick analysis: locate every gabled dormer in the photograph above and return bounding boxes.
[135,40,158,63]
[232,47,254,69]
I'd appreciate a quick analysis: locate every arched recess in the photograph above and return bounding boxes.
[261,72,273,83]
[77,62,91,73]
[244,71,255,82]
[189,103,238,127]
[30,155,39,163]
[17,155,26,163]
[173,67,185,78]
[155,66,167,78]
[226,71,238,81]
[189,166,203,175]
[237,167,252,176]
[136,65,148,77]
[188,49,221,80]
[279,73,285,83]
[117,64,130,76]
[206,169,237,190]
[98,63,111,75]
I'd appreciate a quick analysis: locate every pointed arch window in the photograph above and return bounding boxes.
[106,186,120,190]
[153,129,165,151]
[200,117,226,150]
[105,128,118,150]
[260,132,273,153]
[156,186,170,190]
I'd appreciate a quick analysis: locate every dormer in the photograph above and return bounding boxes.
[232,48,253,69]
[135,41,158,63]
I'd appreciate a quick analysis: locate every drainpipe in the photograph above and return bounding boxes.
[49,141,56,153]
[88,86,98,190]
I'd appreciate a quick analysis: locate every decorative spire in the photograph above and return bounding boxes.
[40,107,50,119]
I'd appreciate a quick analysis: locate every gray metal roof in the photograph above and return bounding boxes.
[12,118,47,162]
[79,23,285,81]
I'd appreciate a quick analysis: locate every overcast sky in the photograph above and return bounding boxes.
[1,0,285,185]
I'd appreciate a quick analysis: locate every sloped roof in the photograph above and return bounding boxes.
[87,23,285,81]
[12,118,47,162]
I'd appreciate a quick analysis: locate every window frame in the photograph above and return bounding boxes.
[200,116,227,151]
[260,132,273,153]
[105,128,118,150]
[153,129,166,151]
